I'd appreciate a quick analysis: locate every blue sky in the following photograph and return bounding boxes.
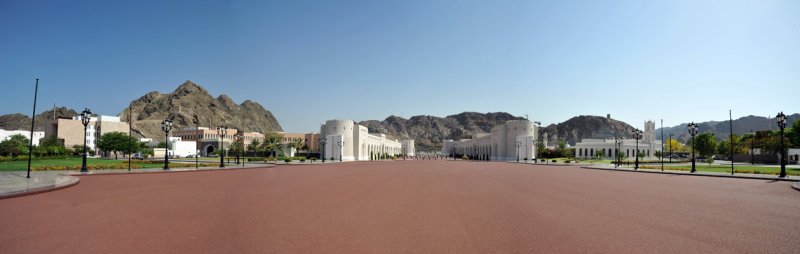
[1,0,798,133]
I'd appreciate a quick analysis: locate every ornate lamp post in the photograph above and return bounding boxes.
[217,126,227,168]
[515,141,521,162]
[777,112,787,178]
[161,117,173,170]
[632,129,642,170]
[235,132,244,165]
[80,108,92,173]
[615,136,623,168]
[319,138,327,162]
[688,122,699,173]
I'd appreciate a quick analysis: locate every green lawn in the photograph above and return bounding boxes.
[641,164,800,176]
[0,158,205,171]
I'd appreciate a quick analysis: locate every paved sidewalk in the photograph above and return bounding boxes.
[0,163,275,199]
[579,164,800,182]
[0,171,79,199]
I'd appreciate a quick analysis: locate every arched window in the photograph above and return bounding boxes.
[579,149,583,156]
[590,148,594,157]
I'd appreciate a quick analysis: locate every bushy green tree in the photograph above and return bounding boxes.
[694,133,717,160]
[261,132,283,157]
[789,120,800,147]
[97,132,132,159]
[0,134,30,156]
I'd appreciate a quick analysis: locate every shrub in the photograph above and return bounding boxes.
[565,160,571,163]
[462,155,469,160]
[299,158,306,162]
[551,160,557,163]
[284,158,292,163]
[540,159,546,162]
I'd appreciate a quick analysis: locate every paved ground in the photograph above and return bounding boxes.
[0,161,798,253]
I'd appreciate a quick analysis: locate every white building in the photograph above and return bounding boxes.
[441,120,539,161]
[167,137,197,158]
[319,119,414,161]
[0,129,45,146]
[401,140,415,157]
[574,120,662,160]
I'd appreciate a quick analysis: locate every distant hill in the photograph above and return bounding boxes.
[358,113,637,151]
[656,114,800,142]
[540,115,637,146]
[120,80,283,140]
[0,107,77,131]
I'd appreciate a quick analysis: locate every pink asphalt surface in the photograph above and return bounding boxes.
[1,161,799,253]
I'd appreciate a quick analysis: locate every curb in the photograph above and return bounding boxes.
[0,175,80,200]
[793,182,800,192]
[580,166,799,182]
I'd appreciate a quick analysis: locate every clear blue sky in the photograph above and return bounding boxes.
[1,0,798,133]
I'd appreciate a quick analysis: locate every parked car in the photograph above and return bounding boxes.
[132,153,144,160]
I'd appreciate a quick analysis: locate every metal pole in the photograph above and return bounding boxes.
[81,123,88,172]
[26,79,39,178]
[128,103,132,171]
[729,110,733,175]
[780,127,786,177]
[661,119,664,171]
[750,130,754,165]
[164,129,169,170]
[669,133,673,163]
[635,134,639,170]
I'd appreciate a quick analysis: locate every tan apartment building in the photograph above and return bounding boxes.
[44,115,130,152]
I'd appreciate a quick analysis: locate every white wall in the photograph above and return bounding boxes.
[0,129,45,146]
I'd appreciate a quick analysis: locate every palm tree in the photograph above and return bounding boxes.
[291,138,305,156]
[248,138,261,157]
[261,132,283,158]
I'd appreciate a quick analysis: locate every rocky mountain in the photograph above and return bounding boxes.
[120,80,283,140]
[357,113,636,151]
[540,115,637,146]
[656,114,800,143]
[0,107,77,131]
[358,112,525,151]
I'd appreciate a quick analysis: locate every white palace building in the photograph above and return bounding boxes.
[441,120,539,161]
[320,119,415,161]
[574,120,662,160]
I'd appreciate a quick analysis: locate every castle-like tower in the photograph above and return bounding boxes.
[644,120,655,143]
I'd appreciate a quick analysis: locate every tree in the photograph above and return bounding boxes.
[0,134,30,156]
[596,149,606,159]
[694,133,717,161]
[666,139,687,153]
[97,132,131,159]
[717,134,747,155]
[261,132,283,158]
[248,138,260,156]
[229,140,244,158]
[291,138,305,155]
[38,136,67,156]
[789,120,800,147]
[654,150,662,159]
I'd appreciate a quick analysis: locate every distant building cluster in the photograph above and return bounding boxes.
[319,119,415,161]
[441,120,539,161]
[44,115,129,152]
[573,120,662,159]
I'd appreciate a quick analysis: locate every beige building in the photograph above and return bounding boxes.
[320,119,413,161]
[44,115,130,152]
[173,127,264,156]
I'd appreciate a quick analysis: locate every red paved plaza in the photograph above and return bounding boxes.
[1,161,798,253]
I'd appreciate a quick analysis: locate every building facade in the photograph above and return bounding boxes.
[574,120,663,160]
[0,129,45,146]
[441,120,539,161]
[173,127,264,156]
[319,119,414,161]
[44,115,130,152]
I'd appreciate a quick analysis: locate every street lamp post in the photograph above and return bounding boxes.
[615,136,623,168]
[161,117,173,170]
[688,122,699,173]
[319,138,327,163]
[235,132,243,165]
[80,108,91,173]
[632,129,642,170]
[217,126,227,168]
[750,130,755,165]
[777,112,787,178]
[515,141,521,162]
